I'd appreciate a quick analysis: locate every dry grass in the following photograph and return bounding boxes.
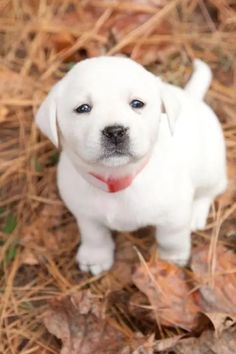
[0,0,236,353]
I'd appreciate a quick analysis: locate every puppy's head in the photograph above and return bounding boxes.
[36,57,179,174]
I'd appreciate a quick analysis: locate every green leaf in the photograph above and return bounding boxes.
[0,207,4,215]
[5,241,18,265]
[219,55,231,70]
[20,301,34,311]
[49,152,59,166]
[34,158,43,172]
[66,62,76,70]
[3,214,17,234]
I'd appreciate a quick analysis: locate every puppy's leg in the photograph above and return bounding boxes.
[76,217,115,275]
[156,223,191,266]
[190,197,212,231]
[190,176,227,231]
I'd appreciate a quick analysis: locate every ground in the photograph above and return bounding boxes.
[0,1,236,353]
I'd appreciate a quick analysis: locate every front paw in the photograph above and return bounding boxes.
[76,243,114,275]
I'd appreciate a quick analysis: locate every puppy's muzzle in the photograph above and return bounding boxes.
[102,125,129,147]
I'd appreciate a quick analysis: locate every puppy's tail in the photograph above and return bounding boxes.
[184,59,212,100]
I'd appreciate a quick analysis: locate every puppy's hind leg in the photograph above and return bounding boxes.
[191,177,227,231]
[190,197,212,231]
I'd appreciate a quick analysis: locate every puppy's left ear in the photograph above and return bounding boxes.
[160,83,181,135]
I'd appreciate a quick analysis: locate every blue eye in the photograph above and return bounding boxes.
[130,99,145,109]
[74,104,92,114]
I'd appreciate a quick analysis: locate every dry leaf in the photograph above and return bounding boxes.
[51,32,74,54]
[173,326,236,354]
[20,247,39,265]
[191,245,236,314]
[49,9,105,61]
[132,244,236,332]
[121,333,156,354]
[219,157,236,207]
[105,234,139,290]
[44,290,127,354]
[132,258,201,330]
[153,334,186,352]
[204,312,236,335]
[20,220,59,252]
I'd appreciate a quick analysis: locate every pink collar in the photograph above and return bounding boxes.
[86,159,148,193]
[88,173,134,193]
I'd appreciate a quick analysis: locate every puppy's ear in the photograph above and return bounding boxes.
[160,83,181,135]
[35,85,60,147]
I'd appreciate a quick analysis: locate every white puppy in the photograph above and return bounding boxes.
[36,57,227,275]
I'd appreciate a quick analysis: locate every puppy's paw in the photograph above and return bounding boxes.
[76,244,114,275]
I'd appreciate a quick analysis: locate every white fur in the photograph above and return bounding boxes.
[36,57,227,275]
[185,59,212,100]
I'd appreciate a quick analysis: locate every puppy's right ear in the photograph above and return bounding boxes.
[35,85,59,147]
[160,83,181,136]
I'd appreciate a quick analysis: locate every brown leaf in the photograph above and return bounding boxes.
[43,290,127,354]
[132,244,236,332]
[153,334,186,352]
[49,9,106,61]
[121,333,156,354]
[218,157,236,207]
[105,234,139,290]
[103,1,170,42]
[191,245,236,314]
[173,326,236,354]
[131,334,155,354]
[20,247,39,266]
[51,32,74,54]
[132,258,201,330]
[204,312,236,335]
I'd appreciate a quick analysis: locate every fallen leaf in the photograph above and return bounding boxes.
[153,334,186,352]
[204,312,236,335]
[43,290,127,354]
[49,9,105,61]
[130,333,155,354]
[51,32,74,54]
[104,233,139,290]
[128,290,155,326]
[20,247,39,266]
[172,326,236,354]
[132,258,201,330]
[101,229,154,291]
[48,2,173,65]
[218,157,236,207]
[132,244,236,333]
[121,333,155,354]
[191,245,236,314]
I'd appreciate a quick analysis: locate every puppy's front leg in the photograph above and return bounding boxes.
[156,223,191,266]
[76,217,115,275]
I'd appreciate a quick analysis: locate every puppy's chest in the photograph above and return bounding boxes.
[103,203,143,231]
[90,193,158,232]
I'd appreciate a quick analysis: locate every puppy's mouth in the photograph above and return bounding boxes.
[99,148,133,167]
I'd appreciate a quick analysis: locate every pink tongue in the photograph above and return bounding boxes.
[90,173,133,192]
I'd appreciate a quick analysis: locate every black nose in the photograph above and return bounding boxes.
[102,125,129,145]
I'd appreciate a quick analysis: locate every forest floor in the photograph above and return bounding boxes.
[0,1,236,353]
